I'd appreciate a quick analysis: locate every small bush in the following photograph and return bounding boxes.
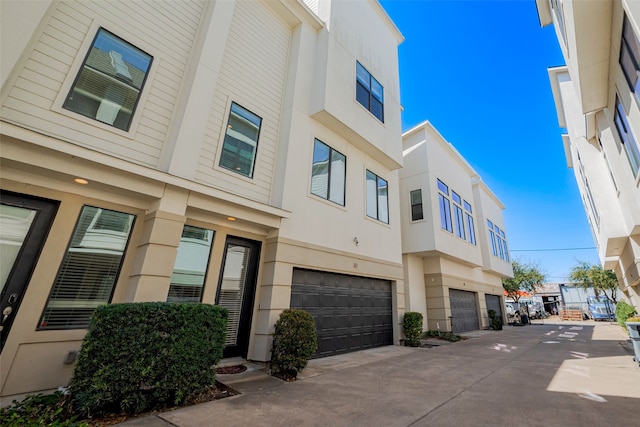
[488,309,502,331]
[423,330,463,342]
[0,392,87,427]
[403,312,423,347]
[615,301,637,328]
[69,302,227,417]
[270,309,318,380]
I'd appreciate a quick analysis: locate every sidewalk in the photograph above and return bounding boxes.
[119,322,639,426]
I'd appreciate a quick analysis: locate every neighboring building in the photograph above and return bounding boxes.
[399,122,513,334]
[536,0,640,311]
[0,0,404,398]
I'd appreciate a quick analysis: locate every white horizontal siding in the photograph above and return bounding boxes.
[1,0,205,168]
[196,0,291,203]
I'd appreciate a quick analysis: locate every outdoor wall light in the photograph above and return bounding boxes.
[74,178,89,185]
[353,237,359,246]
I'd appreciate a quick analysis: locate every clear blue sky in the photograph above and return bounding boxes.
[379,0,600,282]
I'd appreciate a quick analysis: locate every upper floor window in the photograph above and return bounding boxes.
[614,95,640,177]
[311,139,346,205]
[220,102,262,178]
[39,206,135,330]
[463,201,476,245]
[452,191,465,240]
[366,170,389,223]
[487,219,510,262]
[550,0,567,45]
[63,28,152,131]
[437,179,453,233]
[576,149,600,226]
[620,14,640,98]
[410,189,424,221]
[356,62,384,122]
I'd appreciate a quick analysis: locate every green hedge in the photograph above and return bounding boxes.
[70,302,227,417]
[271,309,317,379]
[616,301,637,328]
[403,312,423,347]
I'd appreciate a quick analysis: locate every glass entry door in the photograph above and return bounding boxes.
[1,192,58,351]
[215,236,260,358]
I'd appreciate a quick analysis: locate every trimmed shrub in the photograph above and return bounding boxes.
[616,301,637,328]
[403,312,423,347]
[270,309,317,380]
[488,309,503,331]
[69,302,227,417]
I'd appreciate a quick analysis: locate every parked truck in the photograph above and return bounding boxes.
[585,296,616,321]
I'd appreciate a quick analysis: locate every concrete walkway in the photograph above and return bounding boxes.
[119,322,639,426]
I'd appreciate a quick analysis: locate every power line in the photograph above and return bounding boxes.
[510,247,596,252]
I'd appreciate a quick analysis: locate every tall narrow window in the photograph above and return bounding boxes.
[614,96,640,177]
[366,170,389,223]
[311,139,346,205]
[63,28,152,131]
[620,14,640,97]
[356,62,384,122]
[576,150,601,226]
[463,201,476,245]
[487,219,498,256]
[410,189,423,221]
[500,229,510,262]
[495,225,505,259]
[437,179,452,233]
[167,225,214,303]
[40,206,135,329]
[220,103,262,178]
[452,191,465,239]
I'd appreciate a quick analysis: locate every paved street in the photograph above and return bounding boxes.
[120,321,639,427]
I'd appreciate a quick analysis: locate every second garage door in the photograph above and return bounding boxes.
[449,289,479,333]
[290,268,393,358]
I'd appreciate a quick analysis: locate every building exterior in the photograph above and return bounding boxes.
[0,0,405,398]
[536,0,640,310]
[399,122,513,334]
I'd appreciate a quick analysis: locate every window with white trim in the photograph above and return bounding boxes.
[614,95,640,177]
[356,62,384,122]
[63,28,152,131]
[452,191,465,239]
[219,102,262,178]
[167,225,215,303]
[311,139,346,206]
[487,219,509,261]
[463,201,476,245]
[39,206,135,329]
[366,170,389,223]
[437,179,453,233]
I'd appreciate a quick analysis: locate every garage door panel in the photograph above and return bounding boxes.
[450,289,479,334]
[291,268,392,358]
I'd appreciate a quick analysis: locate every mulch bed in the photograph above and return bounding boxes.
[216,364,248,375]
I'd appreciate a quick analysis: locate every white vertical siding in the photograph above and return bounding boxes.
[196,0,291,204]
[1,0,205,167]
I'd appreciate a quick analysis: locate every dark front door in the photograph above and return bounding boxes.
[1,191,59,351]
[215,236,260,358]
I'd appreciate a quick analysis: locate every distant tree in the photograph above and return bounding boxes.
[569,261,619,304]
[502,259,546,303]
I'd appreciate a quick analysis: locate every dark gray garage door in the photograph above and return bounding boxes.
[485,294,503,319]
[290,268,393,358]
[449,289,479,333]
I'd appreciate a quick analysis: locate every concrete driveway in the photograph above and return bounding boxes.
[120,321,639,426]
